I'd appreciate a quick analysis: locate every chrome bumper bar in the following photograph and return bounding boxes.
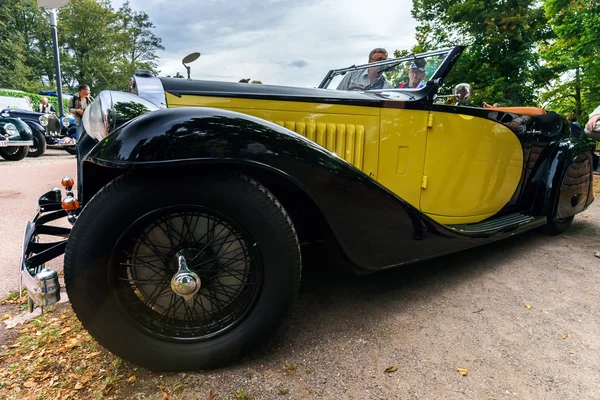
[6,140,34,146]
[19,188,71,310]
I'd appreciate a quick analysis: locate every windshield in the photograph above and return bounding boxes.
[320,47,454,91]
[0,96,33,111]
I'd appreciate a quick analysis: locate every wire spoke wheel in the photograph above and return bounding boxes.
[111,206,262,341]
[65,174,301,370]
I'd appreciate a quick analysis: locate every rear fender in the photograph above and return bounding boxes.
[534,139,594,219]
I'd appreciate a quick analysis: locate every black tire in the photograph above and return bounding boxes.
[0,146,28,161]
[64,146,77,155]
[64,172,301,371]
[542,215,574,236]
[27,129,46,158]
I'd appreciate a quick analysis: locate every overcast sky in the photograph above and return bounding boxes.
[109,0,418,88]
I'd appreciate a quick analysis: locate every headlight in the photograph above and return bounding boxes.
[4,123,17,136]
[61,116,70,127]
[39,114,49,127]
[82,92,111,142]
[83,90,159,142]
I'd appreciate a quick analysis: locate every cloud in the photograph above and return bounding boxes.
[288,59,308,68]
[110,0,418,87]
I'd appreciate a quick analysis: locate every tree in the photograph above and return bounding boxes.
[114,1,164,86]
[539,0,600,119]
[12,0,56,90]
[0,0,34,90]
[410,0,553,106]
[58,0,121,93]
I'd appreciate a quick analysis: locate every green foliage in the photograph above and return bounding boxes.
[0,0,163,96]
[0,0,34,90]
[0,90,69,114]
[539,0,600,119]
[410,0,553,106]
[58,0,163,93]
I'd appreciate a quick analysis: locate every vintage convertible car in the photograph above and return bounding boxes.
[19,46,594,371]
[0,96,77,157]
[0,116,34,161]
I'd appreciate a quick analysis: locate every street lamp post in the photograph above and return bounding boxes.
[37,0,70,118]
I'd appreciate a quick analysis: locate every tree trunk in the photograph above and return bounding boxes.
[575,65,582,119]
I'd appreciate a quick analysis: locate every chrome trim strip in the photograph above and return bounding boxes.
[5,140,34,146]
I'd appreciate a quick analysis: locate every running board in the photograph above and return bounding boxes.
[446,213,546,237]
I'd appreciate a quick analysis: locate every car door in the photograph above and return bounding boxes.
[376,108,430,210]
[419,110,524,225]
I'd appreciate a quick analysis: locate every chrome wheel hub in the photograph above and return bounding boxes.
[170,254,201,302]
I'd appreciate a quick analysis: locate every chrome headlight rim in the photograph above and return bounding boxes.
[4,123,18,137]
[39,114,49,127]
[61,116,70,128]
[82,91,111,142]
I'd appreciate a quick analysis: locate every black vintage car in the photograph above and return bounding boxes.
[20,46,594,372]
[0,117,33,161]
[0,96,77,156]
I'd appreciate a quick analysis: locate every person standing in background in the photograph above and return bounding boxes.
[68,84,93,140]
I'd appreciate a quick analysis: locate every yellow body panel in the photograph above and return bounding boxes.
[165,93,524,225]
[377,109,429,208]
[420,112,523,222]
[166,93,381,177]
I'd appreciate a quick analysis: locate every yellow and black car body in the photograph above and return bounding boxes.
[19,46,594,371]
[117,45,594,269]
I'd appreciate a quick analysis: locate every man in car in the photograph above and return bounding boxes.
[397,59,427,88]
[68,84,93,140]
[337,48,392,91]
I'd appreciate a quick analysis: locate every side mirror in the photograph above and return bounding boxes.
[453,83,473,104]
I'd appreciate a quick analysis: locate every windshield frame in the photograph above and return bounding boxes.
[318,45,464,91]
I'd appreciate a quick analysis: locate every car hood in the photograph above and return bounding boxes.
[1,108,44,121]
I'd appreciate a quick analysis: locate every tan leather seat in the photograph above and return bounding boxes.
[485,106,547,116]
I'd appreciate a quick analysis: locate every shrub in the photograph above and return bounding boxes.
[0,90,70,114]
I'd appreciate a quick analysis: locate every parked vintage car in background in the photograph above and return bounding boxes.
[0,116,33,161]
[20,46,594,372]
[0,95,76,156]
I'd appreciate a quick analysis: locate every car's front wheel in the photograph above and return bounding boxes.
[64,172,301,371]
[0,146,28,161]
[27,129,46,158]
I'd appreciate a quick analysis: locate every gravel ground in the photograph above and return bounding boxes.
[1,151,599,399]
[0,149,75,297]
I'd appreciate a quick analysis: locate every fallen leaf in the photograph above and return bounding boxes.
[561,334,569,339]
[23,380,36,388]
[457,368,468,376]
[384,366,398,373]
[207,389,218,400]
[562,235,569,239]
[525,304,532,310]
[161,392,170,400]
[60,327,72,335]
[74,382,83,390]
[128,375,136,383]
[2,314,12,320]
